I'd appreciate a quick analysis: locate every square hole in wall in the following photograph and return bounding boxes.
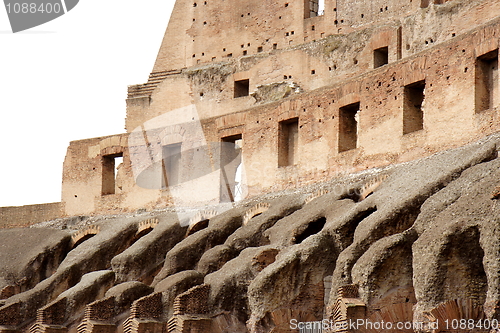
[338,102,359,152]
[374,46,389,68]
[475,49,498,113]
[278,118,299,167]
[234,79,249,98]
[304,0,324,18]
[102,153,123,195]
[162,143,182,187]
[220,134,243,202]
[403,80,425,134]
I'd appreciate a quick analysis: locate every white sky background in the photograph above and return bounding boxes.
[0,0,176,206]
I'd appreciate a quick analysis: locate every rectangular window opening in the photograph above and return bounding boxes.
[374,46,389,68]
[338,102,359,152]
[220,135,243,202]
[304,0,323,18]
[318,0,324,15]
[420,0,430,8]
[234,79,250,98]
[278,118,299,167]
[403,80,425,134]
[162,143,182,187]
[475,49,498,113]
[102,153,123,195]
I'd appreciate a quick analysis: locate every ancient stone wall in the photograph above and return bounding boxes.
[129,0,500,127]
[150,0,463,73]
[61,12,500,215]
[3,0,500,222]
[61,133,147,216]
[0,202,63,228]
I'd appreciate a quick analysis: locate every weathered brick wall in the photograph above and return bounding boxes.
[61,133,139,216]
[0,202,63,228]
[130,292,163,319]
[131,0,500,130]
[37,297,68,325]
[64,14,500,215]
[0,302,21,326]
[84,296,116,321]
[173,284,210,315]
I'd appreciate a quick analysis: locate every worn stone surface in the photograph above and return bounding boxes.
[0,214,146,324]
[155,270,204,319]
[55,270,115,324]
[151,207,246,285]
[0,228,70,292]
[196,245,238,275]
[105,281,153,310]
[111,212,186,284]
[0,134,500,331]
[2,0,500,330]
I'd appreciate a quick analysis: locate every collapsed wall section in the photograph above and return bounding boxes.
[61,134,141,216]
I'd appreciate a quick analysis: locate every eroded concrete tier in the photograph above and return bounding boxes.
[0,133,499,332]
